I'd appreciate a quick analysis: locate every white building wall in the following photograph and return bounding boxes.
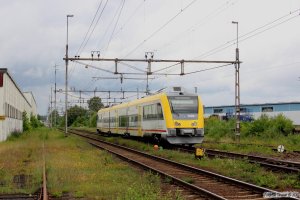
[0,70,32,142]
[204,111,300,125]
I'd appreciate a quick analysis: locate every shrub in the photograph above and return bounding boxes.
[71,116,89,127]
[205,118,235,140]
[89,112,97,127]
[23,111,31,131]
[242,114,294,137]
[272,114,293,136]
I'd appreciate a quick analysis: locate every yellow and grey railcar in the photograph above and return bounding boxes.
[97,87,204,145]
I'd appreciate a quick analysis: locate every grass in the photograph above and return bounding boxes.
[202,117,300,156]
[0,131,43,194]
[201,134,300,157]
[78,131,300,190]
[0,128,179,199]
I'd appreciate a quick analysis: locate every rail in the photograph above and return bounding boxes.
[68,129,284,200]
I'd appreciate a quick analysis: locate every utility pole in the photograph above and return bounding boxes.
[145,52,154,95]
[54,64,58,127]
[65,14,74,136]
[232,21,240,142]
[50,87,53,128]
[79,90,82,108]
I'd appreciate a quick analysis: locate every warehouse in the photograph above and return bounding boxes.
[204,102,300,125]
[0,68,37,142]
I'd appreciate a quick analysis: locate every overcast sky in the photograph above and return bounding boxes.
[0,0,299,115]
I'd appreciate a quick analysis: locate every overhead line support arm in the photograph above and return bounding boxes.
[64,57,239,64]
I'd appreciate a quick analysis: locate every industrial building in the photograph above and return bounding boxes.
[204,102,300,125]
[0,68,37,142]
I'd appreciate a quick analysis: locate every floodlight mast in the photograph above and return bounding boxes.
[65,14,73,137]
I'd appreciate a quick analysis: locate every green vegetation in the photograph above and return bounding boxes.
[22,111,43,132]
[49,97,103,128]
[203,114,300,154]
[0,130,43,194]
[87,96,104,112]
[0,128,178,199]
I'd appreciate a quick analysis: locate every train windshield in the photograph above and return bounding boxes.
[168,96,198,114]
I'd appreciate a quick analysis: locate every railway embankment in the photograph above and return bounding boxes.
[78,127,300,192]
[0,128,177,199]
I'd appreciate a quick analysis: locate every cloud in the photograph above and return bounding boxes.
[1,0,300,115]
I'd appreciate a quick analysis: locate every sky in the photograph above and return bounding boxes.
[0,0,299,115]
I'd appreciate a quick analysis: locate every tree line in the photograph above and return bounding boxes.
[49,96,104,128]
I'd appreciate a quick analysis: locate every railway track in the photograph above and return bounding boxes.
[175,146,300,174]
[69,129,282,200]
[72,128,300,174]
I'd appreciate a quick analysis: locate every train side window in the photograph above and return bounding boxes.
[119,116,128,127]
[129,115,138,127]
[143,104,162,120]
[157,103,163,120]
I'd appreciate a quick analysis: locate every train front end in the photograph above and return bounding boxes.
[162,88,204,145]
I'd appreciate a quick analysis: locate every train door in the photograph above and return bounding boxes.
[125,107,129,134]
[115,109,118,134]
[157,103,164,129]
[138,105,142,136]
[142,103,159,135]
[108,111,111,133]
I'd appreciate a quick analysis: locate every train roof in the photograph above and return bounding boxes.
[98,87,199,113]
[98,92,166,113]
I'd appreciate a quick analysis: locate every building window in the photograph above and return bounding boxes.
[213,108,223,113]
[262,106,273,112]
[240,107,247,112]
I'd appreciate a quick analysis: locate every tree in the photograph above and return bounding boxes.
[67,105,88,126]
[87,97,104,112]
[23,111,31,131]
[50,109,61,127]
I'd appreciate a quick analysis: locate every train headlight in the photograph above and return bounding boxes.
[167,129,176,137]
[174,121,181,126]
[191,121,197,126]
[195,129,204,136]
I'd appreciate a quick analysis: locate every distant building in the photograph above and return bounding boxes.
[204,102,300,125]
[0,68,37,141]
[23,92,37,117]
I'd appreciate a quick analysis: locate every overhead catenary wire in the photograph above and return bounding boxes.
[195,8,300,59]
[103,0,126,54]
[75,0,104,56]
[156,8,300,74]
[123,0,198,58]
[73,60,115,74]
[113,0,145,37]
[78,0,109,56]
[155,0,237,53]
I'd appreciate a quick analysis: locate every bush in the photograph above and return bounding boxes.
[242,114,294,137]
[89,112,97,127]
[30,114,43,128]
[23,111,31,131]
[71,116,89,127]
[205,118,235,140]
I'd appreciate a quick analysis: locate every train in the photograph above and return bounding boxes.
[97,87,204,145]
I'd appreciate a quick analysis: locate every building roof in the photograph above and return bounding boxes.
[23,91,37,107]
[205,102,300,108]
[0,68,31,107]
